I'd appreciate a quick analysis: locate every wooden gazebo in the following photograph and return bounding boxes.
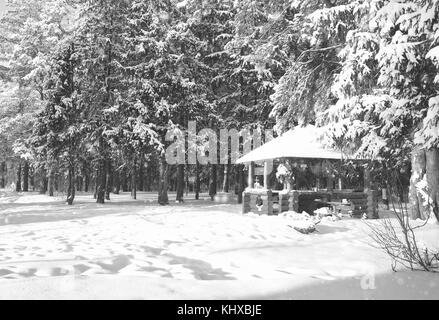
[236,126,379,218]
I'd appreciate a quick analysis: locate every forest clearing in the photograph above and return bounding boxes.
[0,190,437,300]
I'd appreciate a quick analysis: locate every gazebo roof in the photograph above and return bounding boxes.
[236,125,363,164]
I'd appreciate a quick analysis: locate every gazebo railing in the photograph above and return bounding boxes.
[243,189,379,218]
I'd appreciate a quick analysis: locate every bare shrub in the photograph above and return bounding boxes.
[367,174,439,273]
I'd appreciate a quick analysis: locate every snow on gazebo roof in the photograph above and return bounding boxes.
[236,125,362,164]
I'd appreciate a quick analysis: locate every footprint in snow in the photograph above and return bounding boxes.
[51,267,71,277]
[0,269,13,277]
[311,274,337,281]
[74,264,92,274]
[95,255,131,273]
[18,268,37,277]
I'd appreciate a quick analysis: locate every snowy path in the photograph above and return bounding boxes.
[0,190,438,299]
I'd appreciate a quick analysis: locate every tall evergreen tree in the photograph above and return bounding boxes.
[32,43,81,205]
[76,0,133,203]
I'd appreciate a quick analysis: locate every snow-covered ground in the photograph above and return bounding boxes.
[0,189,438,300]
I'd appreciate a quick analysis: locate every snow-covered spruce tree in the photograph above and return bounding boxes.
[219,0,291,202]
[122,0,216,205]
[75,0,133,204]
[318,0,439,221]
[264,0,438,271]
[106,0,167,201]
[269,1,371,195]
[31,43,81,205]
[166,2,216,203]
[120,0,179,205]
[270,0,438,221]
[270,0,354,132]
[183,0,237,200]
[0,0,77,193]
[225,0,290,129]
[0,81,40,191]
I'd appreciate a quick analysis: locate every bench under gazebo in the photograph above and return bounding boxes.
[236,126,379,219]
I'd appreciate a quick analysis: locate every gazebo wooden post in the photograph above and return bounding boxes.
[367,191,379,219]
[263,161,269,189]
[316,160,322,190]
[363,162,378,219]
[364,165,371,191]
[248,162,255,189]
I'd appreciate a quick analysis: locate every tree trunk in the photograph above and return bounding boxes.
[122,167,128,192]
[105,159,112,201]
[16,162,22,192]
[22,161,29,192]
[426,148,439,221]
[96,159,106,204]
[55,174,61,194]
[83,162,90,193]
[84,173,89,193]
[158,154,169,205]
[0,161,6,189]
[195,162,200,200]
[237,164,245,204]
[409,147,427,220]
[67,164,75,205]
[218,164,224,191]
[176,164,184,203]
[222,163,230,193]
[42,176,48,194]
[138,157,144,192]
[172,172,177,192]
[131,157,137,200]
[114,169,120,194]
[145,164,152,192]
[56,174,60,193]
[77,176,83,192]
[185,164,189,196]
[48,167,55,197]
[93,169,98,199]
[40,168,48,194]
[209,164,217,200]
[30,166,35,191]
